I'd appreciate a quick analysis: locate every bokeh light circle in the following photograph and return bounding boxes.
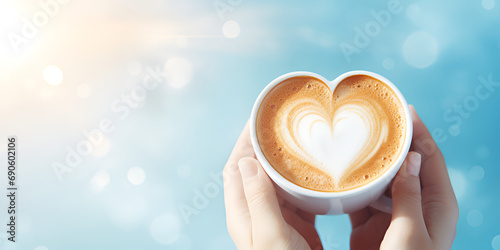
[482,0,495,10]
[150,214,181,245]
[492,235,500,249]
[90,169,110,192]
[469,166,485,181]
[466,210,483,227]
[406,4,421,20]
[43,65,63,86]
[223,20,240,38]
[403,31,438,68]
[128,167,146,186]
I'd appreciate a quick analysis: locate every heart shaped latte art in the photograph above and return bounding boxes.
[256,75,406,192]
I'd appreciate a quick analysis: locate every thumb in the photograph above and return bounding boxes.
[389,152,426,232]
[392,152,423,217]
[238,157,287,241]
[383,152,428,249]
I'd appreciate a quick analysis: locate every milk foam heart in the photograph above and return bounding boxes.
[293,105,388,183]
[256,75,406,192]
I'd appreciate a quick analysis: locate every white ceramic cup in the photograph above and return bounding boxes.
[249,70,413,215]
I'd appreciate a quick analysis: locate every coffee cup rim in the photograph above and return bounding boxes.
[250,70,413,199]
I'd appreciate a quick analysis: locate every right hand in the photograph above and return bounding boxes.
[349,105,459,250]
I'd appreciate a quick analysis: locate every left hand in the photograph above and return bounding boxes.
[223,121,323,250]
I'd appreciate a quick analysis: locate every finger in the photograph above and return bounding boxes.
[281,208,322,250]
[409,106,459,247]
[350,210,391,250]
[279,198,316,224]
[349,207,372,228]
[409,107,458,211]
[386,152,428,244]
[296,208,316,224]
[223,121,253,247]
[225,120,255,175]
[279,199,316,225]
[392,152,424,221]
[239,157,287,244]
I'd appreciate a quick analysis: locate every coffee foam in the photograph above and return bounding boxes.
[256,75,406,192]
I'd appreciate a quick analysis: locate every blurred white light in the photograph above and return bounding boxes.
[43,65,63,86]
[383,58,395,70]
[127,61,142,76]
[176,165,191,178]
[482,0,495,10]
[77,84,91,99]
[127,167,146,186]
[466,210,483,227]
[90,169,110,192]
[40,89,52,100]
[403,31,438,68]
[91,136,111,158]
[223,20,240,38]
[475,146,490,159]
[150,214,181,245]
[35,247,49,250]
[448,168,466,201]
[164,57,192,89]
[469,166,485,181]
[493,235,500,250]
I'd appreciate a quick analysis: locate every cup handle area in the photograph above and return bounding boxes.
[369,194,393,214]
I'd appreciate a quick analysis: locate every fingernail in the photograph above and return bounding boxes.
[406,152,421,177]
[409,105,421,121]
[239,158,258,179]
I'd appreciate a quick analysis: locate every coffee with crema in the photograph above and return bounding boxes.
[256,75,406,192]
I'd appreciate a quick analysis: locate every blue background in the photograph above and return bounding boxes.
[0,0,499,249]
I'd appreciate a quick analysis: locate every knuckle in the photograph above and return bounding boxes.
[246,185,272,210]
[405,187,421,199]
[402,191,421,206]
[393,178,420,195]
[223,162,240,179]
[393,180,421,203]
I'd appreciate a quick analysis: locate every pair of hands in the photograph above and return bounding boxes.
[223,106,458,249]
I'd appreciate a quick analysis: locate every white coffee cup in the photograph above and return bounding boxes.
[249,70,413,215]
